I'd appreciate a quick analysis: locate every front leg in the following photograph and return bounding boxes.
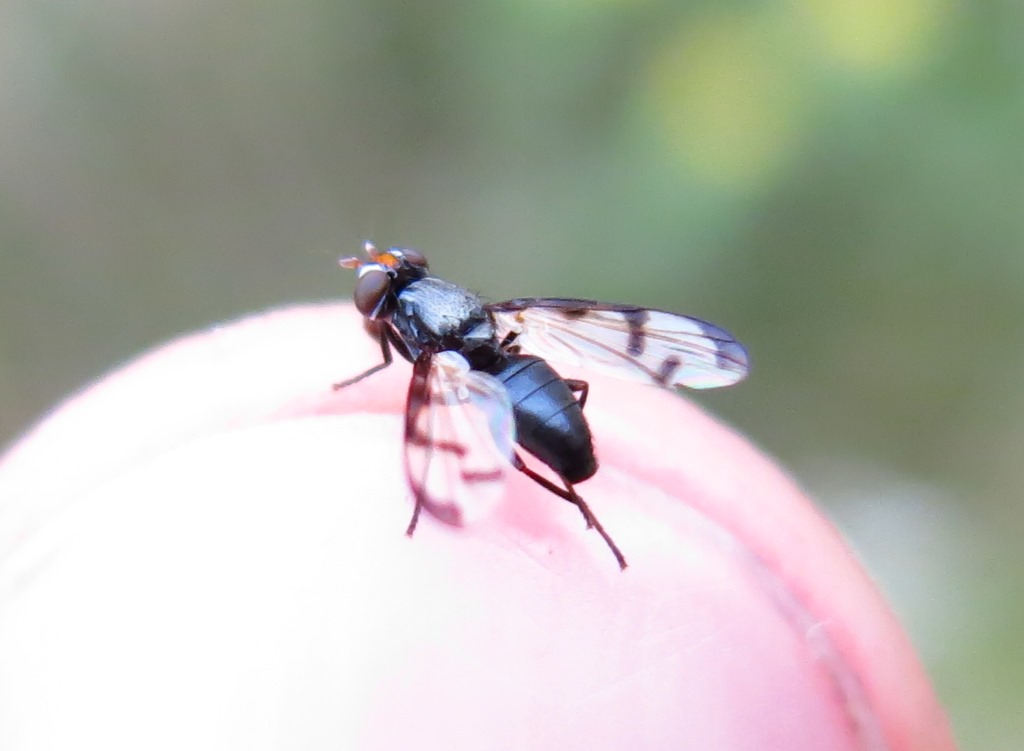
[333,326,393,390]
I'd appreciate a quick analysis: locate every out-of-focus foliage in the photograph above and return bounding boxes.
[1,1,1020,746]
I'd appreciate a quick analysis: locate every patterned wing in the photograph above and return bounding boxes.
[489,298,749,389]
[404,351,516,529]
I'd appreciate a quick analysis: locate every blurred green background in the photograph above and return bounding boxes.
[1,0,1020,746]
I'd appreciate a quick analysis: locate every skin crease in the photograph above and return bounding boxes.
[0,305,954,751]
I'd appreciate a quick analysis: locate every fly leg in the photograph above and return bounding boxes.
[497,330,519,350]
[510,453,627,570]
[333,327,392,390]
[563,378,589,410]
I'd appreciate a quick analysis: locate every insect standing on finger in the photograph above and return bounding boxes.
[333,242,749,569]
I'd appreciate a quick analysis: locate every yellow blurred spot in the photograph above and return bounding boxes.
[799,0,949,72]
[643,14,805,187]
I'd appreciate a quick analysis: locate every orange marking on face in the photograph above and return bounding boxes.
[376,252,402,269]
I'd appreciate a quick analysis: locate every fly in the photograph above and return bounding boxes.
[333,242,749,569]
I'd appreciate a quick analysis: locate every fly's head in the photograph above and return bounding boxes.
[340,242,430,321]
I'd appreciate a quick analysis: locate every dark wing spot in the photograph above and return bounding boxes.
[408,430,468,456]
[461,468,504,482]
[656,355,682,386]
[715,338,750,372]
[624,308,649,357]
[562,307,589,319]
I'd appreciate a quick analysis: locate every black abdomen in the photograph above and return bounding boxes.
[487,355,597,484]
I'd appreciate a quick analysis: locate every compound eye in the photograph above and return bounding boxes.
[353,266,391,316]
[396,247,428,268]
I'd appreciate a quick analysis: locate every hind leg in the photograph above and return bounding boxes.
[510,453,627,570]
[563,378,589,409]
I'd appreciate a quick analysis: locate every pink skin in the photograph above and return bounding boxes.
[0,305,954,750]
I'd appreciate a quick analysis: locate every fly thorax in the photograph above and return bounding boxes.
[393,277,494,354]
